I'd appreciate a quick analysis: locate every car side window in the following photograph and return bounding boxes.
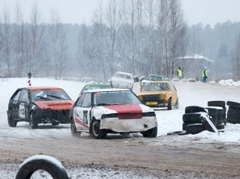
[82,93,92,108]
[76,93,85,107]
[19,89,30,103]
[12,90,21,101]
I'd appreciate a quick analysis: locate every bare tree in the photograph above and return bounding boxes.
[48,9,68,79]
[92,0,108,80]
[156,0,186,78]
[232,34,240,80]
[105,0,120,77]
[13,3,26,77]
[1,6,12,77]
[29,3,46,76]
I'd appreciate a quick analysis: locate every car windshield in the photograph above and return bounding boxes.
[31,89,71,101]
[94,90,141,106]
[146,75,163,81]
[141,83,169,91]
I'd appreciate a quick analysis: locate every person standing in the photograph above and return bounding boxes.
[202,67,208,82]
[177,67,183,80]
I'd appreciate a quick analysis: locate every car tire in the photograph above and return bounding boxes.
[15,155,68,179]
[7,111,17,127]
[167,99,172,110]
[141,127,158,138]
[29,112,38,129]
[185,106,207,113]
[71,118,81,137]
[90,120,107,139]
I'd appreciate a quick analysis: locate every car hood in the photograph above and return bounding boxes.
[138,91,169,96]
[94,104,154,118]
[33,100,74,110]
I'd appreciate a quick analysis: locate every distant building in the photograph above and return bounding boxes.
[176,54,214,80]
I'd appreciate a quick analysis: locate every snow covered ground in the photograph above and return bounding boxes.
[0,77,240,178]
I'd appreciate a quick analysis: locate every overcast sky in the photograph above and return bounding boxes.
[0,0,239,27]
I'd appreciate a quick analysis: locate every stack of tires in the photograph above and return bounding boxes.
[182,101,226,134]
[227,101,240,124]
[206,101,226,130]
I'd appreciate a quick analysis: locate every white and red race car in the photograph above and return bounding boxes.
[70,89,158,139]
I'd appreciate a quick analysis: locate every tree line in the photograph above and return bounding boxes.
[0,0,240,81]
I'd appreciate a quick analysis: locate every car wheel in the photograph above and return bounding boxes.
[71,118,81,137]
[90,120,106,139]
[7,111,17,127]
[15,155,68,179]
[141,127,158,138]
[29,112,38,129]
[167,98,172,110]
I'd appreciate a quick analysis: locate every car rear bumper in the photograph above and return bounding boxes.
[100,117,157,133]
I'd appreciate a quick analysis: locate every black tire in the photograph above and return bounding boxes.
[185,123,204,134]
[15,155,68,179]
[182,112,205,123]
[216,123,225,130]
[227,107,240,118]
[90,120,107,139]
[7,111,17,127]
[227,101,240,108]
[29,112,38,129]
[141,127,158,138]
[71,118,81,137]
[167,130,187,136]
[208,100,225,108]
[167,98,172,110]
[52,122,59,126]
[182,122,200,130]
[185,106,207,113]
[227,117,240,124]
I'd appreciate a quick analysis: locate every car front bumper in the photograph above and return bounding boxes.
[100,117,157,133]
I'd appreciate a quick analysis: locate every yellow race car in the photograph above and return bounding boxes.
[138,81,179,110]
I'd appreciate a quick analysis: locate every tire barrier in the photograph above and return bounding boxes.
[182,101,226,134]
[227,101,240,124]
[15,155,69,179]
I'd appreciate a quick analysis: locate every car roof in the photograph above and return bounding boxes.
[85,82,110,86]
[82,88,130,93]
[114,71,133,76]
[141,80,170,84]
[18,86,64,91]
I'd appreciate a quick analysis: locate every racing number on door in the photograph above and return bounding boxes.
[19,103,26,118]
[83,110,88,125]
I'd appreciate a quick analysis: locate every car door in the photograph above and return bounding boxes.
[73,92,92,131]
[10,89,30,121]
[18,89,30,121]
[169,82,178,104]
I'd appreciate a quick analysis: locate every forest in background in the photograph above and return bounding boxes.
[0,0,240,81]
